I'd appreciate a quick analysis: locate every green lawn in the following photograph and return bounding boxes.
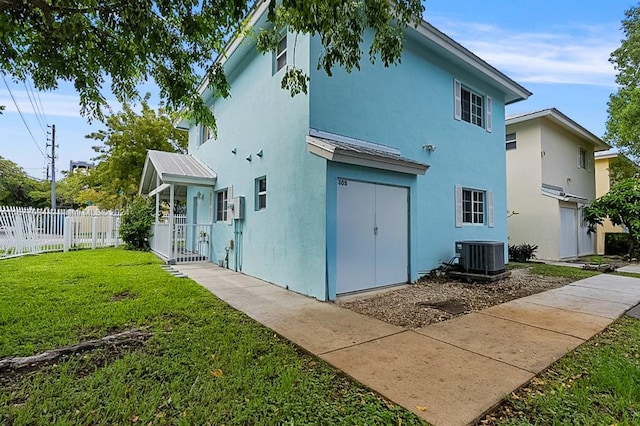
[0,249,423,425]
[507,261,600,280]
[490,263,640,425]
[490,317,640,425]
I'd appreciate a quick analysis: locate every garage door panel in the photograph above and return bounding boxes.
[375,184,409,286]
[560,207,578,259]
[336,180,409,295]
[336,180,376,293]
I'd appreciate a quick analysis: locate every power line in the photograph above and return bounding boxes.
[32,82,49,126]
[23,80,47,135]
[1,74,47,159]
[23,79,47,135]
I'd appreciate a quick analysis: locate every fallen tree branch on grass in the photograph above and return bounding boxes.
[0,328,152,371]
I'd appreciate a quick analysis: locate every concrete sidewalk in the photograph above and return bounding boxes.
[175,264,640,426]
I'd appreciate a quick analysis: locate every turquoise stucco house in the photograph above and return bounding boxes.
[140,2,531,301]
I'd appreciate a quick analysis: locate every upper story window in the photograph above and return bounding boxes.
[256,176,267,210]
[216,189,228,222]
[454,79,492,132]
[506,132,517,150]
[274,35,287,73]
[577,147,591,171]
[200,125,212,146]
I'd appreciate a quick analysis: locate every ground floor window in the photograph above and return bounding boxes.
[463,188,485,224]
[216,189,228,221]
[256,176,267,210]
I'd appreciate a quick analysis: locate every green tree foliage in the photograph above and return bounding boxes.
[609,155,640,185]
[119,197,155,250]
[606,4,640,157]
[0,1,423,131]
[584,177,640,256]
[85,97,187,210]
[0,156,46,207]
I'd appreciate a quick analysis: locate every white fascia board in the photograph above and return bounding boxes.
[160,173,217,187]
[148,183,171,197]
[307,137,428,175]
[415,22,531,104]
[332,151,428,175]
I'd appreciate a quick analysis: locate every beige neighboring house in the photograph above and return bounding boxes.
[506,108,610,260]
[594,151,630,254]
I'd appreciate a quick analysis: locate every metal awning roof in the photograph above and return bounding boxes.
[307,131,429,175]
[139,150,217,200]
[541,184,589,204]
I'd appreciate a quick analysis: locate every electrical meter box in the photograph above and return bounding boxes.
[229,196,245,220]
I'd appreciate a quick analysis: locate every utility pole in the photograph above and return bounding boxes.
[47,124,57,210]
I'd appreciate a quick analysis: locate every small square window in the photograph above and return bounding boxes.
[275,35,287,73]
[216,189,228,222]
[256,176,267,210]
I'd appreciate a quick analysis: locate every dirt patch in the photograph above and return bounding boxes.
[110,290,136,302]
[339,268,572,329]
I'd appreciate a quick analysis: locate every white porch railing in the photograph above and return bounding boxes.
[149,216,211,263]
[0,206,121,259]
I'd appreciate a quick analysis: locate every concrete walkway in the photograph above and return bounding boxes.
[174,264,640,426]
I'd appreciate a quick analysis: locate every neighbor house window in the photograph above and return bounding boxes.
[274,35,287,73]
[463,189,485,224]
[506,132,517,150]
[454,79,492,132]
[256,176,267,210]
[200,125,212,146]
[577,147,589,170]
[216,189,228,221]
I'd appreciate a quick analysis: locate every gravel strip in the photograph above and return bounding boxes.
[339,268,572,329]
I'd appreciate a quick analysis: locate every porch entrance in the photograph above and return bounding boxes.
[139,150,217,264]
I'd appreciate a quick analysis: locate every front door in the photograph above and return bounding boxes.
[336,179,409,294]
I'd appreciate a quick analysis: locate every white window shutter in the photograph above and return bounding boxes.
[454,79,462,121]
[455,185,463,227]
[487,190,494,228]
[226,185,233,225]
[485,96,492,133]
[577,146,581,168]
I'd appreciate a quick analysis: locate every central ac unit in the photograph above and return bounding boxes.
[455,241,505,275]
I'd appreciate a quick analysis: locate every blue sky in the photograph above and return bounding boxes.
[0,0,636,178]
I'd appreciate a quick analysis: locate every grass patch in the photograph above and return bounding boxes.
[490,316,640,425]
[0,249,424,425]
[507,262,600,280]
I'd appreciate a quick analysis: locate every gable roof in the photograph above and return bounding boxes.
[139,150,217,199]
[194,3,531,105]
[506,108,610,151]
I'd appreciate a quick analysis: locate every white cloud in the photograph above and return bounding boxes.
[0,89,84,118]
[429,18,619,87]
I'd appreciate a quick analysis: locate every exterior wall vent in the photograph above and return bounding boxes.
[455,241,505,275]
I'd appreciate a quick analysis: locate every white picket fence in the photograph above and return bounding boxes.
[0,207,121,259]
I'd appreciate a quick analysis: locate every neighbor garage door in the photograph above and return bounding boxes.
[560,206,578,259]
[336,179,408,294]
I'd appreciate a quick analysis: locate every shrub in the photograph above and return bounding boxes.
[119,197,154,250]
[508,243,538,262]
[605,233,632,256]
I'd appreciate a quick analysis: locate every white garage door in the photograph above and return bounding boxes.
[336,179,408,294]
[560,206,578,259]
